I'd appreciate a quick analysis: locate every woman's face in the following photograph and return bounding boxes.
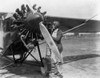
[53,21,59,29]
[52,24,56,29]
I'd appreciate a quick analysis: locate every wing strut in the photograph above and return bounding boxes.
[63,14,98,35]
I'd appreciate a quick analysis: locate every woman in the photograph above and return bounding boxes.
[49,21,63,78]
[52,21,63,54]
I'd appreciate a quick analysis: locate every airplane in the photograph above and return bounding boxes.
[0,3,100,76]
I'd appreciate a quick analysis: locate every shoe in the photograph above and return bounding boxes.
[55,72,63,78]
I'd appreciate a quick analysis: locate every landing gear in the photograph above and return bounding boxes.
[40,57,52,76]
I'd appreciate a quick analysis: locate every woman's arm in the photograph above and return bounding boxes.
[52,30,63,41]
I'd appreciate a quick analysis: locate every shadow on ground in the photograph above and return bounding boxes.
[63,54,100,64]
[0,53,100,78]
[0,55,47,78]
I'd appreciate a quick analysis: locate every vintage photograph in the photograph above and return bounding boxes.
[0,0,100,78]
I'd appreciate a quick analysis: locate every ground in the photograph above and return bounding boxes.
[0,34,100,78]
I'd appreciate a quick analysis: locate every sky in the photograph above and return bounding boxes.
[0,0,100,20]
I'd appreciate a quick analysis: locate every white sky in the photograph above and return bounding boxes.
[0,0,100,20]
